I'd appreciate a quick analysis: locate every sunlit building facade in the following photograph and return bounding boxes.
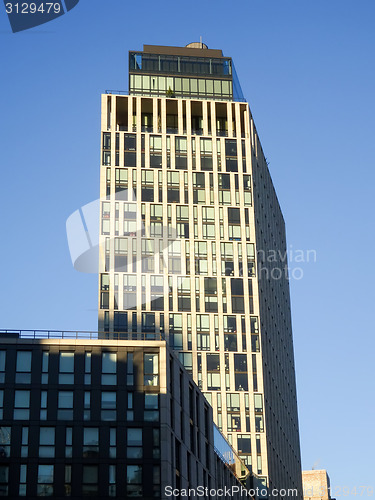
[98,43,302,497]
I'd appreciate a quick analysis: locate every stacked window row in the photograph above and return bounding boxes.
[103,133,248,173]
[105,169,252,208]
[101,274,254,315]
[0,461,159,497]
[0,350,158,388]
[101,238,255,277]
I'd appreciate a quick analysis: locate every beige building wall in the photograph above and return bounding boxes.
[302,470,332,500]
[98,90,302,498]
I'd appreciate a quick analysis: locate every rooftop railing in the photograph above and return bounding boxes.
[0,329,165,341]
[105,89,246,102]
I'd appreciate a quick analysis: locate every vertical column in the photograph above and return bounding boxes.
[202,101,209,136]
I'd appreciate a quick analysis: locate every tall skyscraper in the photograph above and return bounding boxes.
[98,43,302,497]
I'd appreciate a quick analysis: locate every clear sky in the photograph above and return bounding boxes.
[1,0,374,494]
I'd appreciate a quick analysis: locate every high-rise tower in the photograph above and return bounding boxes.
[98,43,302,497]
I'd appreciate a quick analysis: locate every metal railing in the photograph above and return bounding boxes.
[105,89,246,102]
[0,329,165,341]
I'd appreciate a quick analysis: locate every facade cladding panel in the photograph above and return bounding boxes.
[98,44,303,498]
[0,338,248,499]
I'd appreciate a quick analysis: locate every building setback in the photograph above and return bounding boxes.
[302,470,333,500]
[98,43,303,498]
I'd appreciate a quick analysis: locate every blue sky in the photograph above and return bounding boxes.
[1,0,374,494]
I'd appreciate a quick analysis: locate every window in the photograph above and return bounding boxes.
[150,135,162,168]
[141,239,154,273]
[19,464,27,496]
[16,351,32,383]
[114,238,128,271]
[225,139,238,171]
[168,240,181,274]
[39,427,55,458]
[127,392,134,421]
[0,427,11,458]
[40,391,47,420]
[151,275,164,311]
[65,465,71,497]
[0,352,5,383]
[141,170,154,201]
[101,392,116,421]
[196,315,210,351]
[83,428,99,457]
[37,465,54,496]
[204,277,218,312]
[153,465,161,497]
[144,353,159,386]
[21,427,28,457]
[124,134,136,167]
[115,169,128,200]
[123,275,137,310]
[110,428,116,458]
[41,352,49,384]
[127,465,142,497]
[175,137,187,169]
[153,429,160,459]
[237,434,251,453]
[200,138,213,170]
[218,173,231,204]
[59,352,74,384]
[144,394,159,421]
[65,427,72,458]
[127,428,142,458]
[84,391,90,421]
[82,466,98,496]
[231,278,244,313]
[254,394,263,413]
[193,172,205,204]
[177,277,191,311]
[109,465,116,497]
[0,466,9,496]
[234,354,248,391]
[206,354,220,390]
[58,391,74,420]
[179,352,193,374]
[127,353,134,386]
[169,314,183,350]
[167,171,180,203]
[14,390,30,420]
[85,352,91,385]
[102,352,117,385]
[142,312,155,334]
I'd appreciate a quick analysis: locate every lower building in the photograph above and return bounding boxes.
[0,331,255,499]
[302,470,333,500]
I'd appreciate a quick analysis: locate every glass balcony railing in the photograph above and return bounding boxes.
[213,424,250,481]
